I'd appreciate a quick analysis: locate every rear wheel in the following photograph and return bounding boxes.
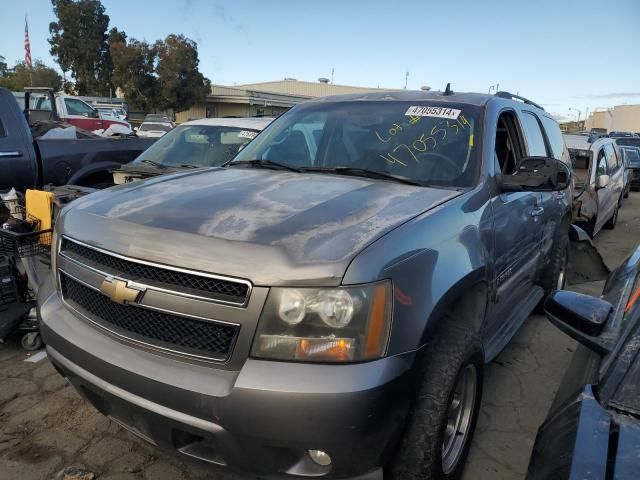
[386,324,483,480]
[535,234,568,312]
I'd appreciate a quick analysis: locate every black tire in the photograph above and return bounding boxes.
[386,324,483,480]
[604,202,619,230]
[536,234,569,312]
[21,332,43,351]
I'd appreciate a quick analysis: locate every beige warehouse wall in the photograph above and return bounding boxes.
[612,105,640,132]
[585,111,613,131]
[216,104,250,117]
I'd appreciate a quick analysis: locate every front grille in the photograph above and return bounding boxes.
[60,238,249,305]
[60,274,238,360]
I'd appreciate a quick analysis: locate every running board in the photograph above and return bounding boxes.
[484,286,544,362]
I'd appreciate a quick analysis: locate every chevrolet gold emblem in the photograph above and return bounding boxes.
[100,277,143,305]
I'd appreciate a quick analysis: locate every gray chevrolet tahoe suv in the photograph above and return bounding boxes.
[39,90,573,480]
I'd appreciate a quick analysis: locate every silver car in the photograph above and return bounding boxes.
[565,134,625,237]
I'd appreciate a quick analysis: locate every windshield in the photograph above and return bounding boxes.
[624,148,640,165]
[232,101,481,187]
[140,123,172,132]
[133,124,260,167]
[617,138,640,148]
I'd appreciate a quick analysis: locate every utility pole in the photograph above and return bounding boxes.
[331,68,334,84]
[404,70,409,89]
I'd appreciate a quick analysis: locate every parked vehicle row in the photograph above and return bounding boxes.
[39,89,597,479]
[0,88,156,191]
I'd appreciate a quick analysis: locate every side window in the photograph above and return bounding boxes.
[64,98,95,116]
[540,115,570,164]
[604,143,619,172]
[520,112,548,157]
[494,111,525,175]
[596,148,608,176]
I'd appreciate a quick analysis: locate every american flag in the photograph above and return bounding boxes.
[24,14,32,69]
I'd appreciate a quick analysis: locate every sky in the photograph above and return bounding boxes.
[1,0,639,121]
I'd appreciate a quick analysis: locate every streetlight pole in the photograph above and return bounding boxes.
[568,108,581,122]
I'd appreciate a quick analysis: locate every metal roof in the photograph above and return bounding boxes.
[234,79,397,98]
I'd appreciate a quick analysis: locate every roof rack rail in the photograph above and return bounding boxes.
[494,91,545,111]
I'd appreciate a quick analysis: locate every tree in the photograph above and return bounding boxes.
[48,0,111,95]
[0,56,7,77]
[0,60,62,91]
[155,35,211,114]
[110,33,159,111]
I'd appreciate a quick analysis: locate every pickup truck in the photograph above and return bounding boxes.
[0,87,156,191]
[29,88,131,132]
[41,90,588,480]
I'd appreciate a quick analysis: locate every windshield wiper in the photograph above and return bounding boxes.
[141,159,167,169]
[228,159,302,172]
[299,166,423,186]
[179,164,200,169]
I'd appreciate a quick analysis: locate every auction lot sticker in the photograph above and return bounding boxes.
[405,106,461,120]
[239,130,258,139]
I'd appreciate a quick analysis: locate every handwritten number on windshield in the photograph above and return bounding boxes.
[379,153,407,166]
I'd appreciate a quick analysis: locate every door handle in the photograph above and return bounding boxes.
[531,206,545,217]
[0,151,21,158]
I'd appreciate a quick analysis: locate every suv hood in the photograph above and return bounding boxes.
[61,168,461,286]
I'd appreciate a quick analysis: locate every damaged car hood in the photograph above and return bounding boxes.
[59,168,461,285]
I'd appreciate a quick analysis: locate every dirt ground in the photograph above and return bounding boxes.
[1,194,638,480]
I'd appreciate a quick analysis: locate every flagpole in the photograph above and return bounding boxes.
[25,13,32,86]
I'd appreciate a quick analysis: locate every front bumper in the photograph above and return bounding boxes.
[39,276,413,479]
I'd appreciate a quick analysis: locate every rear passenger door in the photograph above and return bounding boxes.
[533,113,572,256]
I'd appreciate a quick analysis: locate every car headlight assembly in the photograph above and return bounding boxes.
[251,281,392,363]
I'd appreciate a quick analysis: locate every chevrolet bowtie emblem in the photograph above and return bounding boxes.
[100,277,144,305]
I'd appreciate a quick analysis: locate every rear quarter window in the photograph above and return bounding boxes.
[0,120,5,137]
[520,111,548,157]
[540,115,570,164]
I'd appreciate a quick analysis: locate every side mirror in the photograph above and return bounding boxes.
[544,290,613,354]
[498,156,571,193]
[134,127,139,132]
[596,174,610,189]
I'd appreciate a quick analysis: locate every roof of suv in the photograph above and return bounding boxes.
[564,133,613,151]
[307,90,541,109]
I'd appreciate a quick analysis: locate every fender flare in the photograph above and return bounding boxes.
[419,267,489,347]
[67,161,121,185]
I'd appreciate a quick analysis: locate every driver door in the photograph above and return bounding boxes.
[486,110,543,349]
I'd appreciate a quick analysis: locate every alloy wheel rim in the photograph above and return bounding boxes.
[442,364,477,474]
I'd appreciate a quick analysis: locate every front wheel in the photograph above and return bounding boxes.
[386,325,483,480]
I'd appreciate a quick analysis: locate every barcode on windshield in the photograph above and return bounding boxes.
[405,106,461,120]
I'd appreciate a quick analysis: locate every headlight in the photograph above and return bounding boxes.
[251,281,392,362]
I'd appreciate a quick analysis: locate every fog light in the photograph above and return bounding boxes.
[308,449,331,466]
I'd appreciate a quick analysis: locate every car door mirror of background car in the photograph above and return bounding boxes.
[596,174,610,189]
[497,156,571,193]
[544,290,613,354]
